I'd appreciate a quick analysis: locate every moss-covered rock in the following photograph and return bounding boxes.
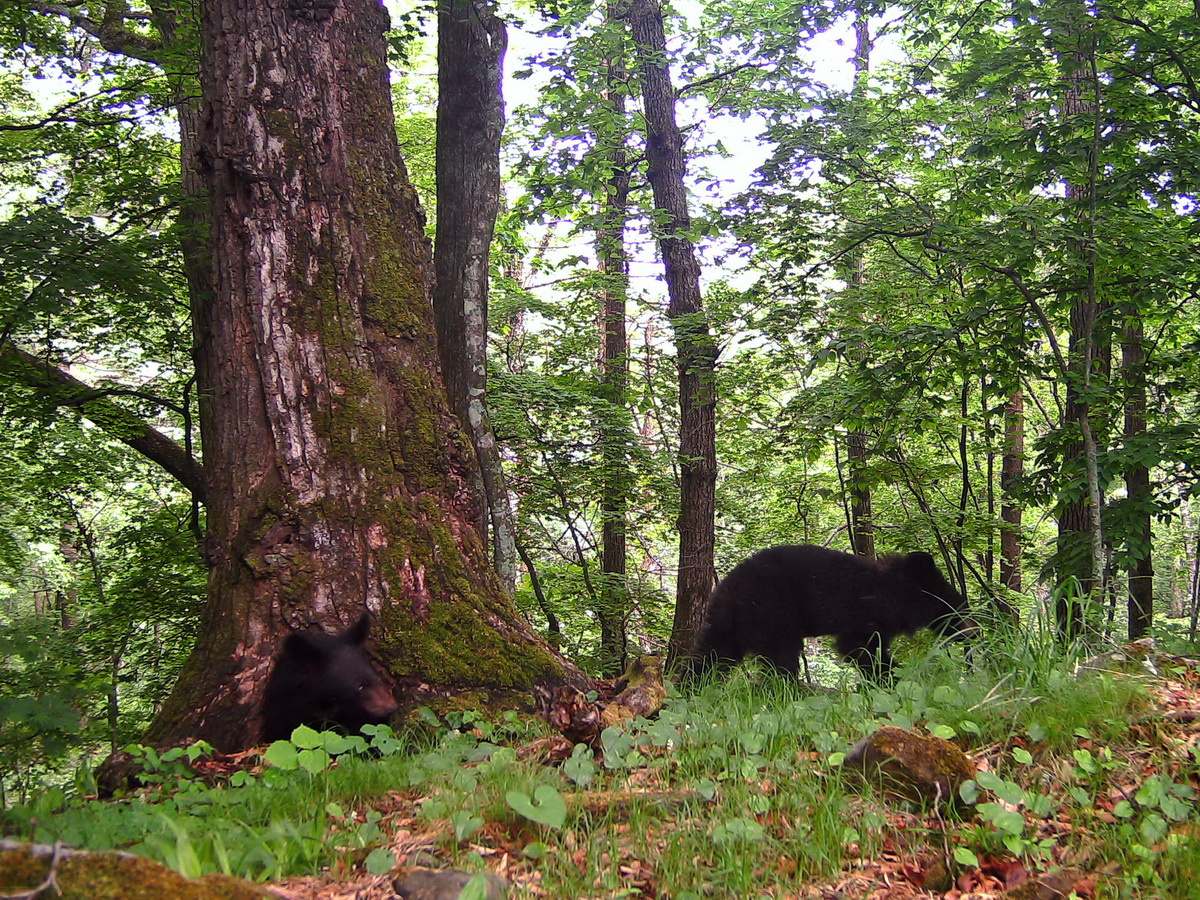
[0,840,269,900]
[843,725,976,807]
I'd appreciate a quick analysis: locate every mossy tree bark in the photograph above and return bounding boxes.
[142,0,581,750]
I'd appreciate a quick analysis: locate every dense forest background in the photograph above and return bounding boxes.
[2,0,1200,798]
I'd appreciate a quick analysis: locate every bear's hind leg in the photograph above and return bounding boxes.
[834,632,895,684]
[760,647,803,677]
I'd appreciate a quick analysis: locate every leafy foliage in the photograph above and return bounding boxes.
[5,634,1198,895]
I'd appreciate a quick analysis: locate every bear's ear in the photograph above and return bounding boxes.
[343,613,371,646]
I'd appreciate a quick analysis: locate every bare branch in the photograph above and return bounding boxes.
[677,62,765,98]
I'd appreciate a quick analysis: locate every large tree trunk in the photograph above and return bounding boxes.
[625,0,718,668]
[145,0,579,751]
[433,0,517,592]
[595,6,635,677]
[1122,306,1154,639]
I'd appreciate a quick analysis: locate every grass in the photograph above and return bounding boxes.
[3,625,1200,898]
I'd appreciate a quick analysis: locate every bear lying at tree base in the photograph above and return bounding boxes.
[261,614,398,742]
[688,544,972,682]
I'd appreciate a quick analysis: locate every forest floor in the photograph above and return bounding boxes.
[264,657,1200,900]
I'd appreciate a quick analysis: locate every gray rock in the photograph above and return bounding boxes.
[392,867,509,900]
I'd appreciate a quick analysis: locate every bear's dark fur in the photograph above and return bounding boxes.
[261,614,398,742]
[689,544,972,682]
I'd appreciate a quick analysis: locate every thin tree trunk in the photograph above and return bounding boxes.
[1122,305,1153,639]
[845,9,875,561]
[846,429,875,558]
[516,539,560,644]
[596,5,635,676]
[999,388,1024,614]
[983,377,995,585]
[1189,505,1200,641]
[955,370,971,589]
[1055,6,1108,641]
[625,0,718,668]
[434,0,517,591]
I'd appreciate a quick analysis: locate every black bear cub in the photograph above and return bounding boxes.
[261,613,398,742]
[690,544,972,682]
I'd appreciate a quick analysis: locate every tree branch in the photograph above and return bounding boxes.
[0,343,206,502]
[677,62,765,98]
[1104,12,1200,109]
[30,1,166,64]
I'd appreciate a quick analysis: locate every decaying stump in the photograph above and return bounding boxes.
[536,655,667,749]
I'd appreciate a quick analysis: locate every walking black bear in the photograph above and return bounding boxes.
[689,544,972,682]
[261,613,398,742]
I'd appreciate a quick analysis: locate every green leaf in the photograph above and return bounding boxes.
[1068,786,1091,805]
[1024,792,1055,817]
[978,802,1025,836]
[1134,777,1165,807]
[600,726,635,768]
[318,732,355,755]
[974,771,1005,792]
[563,746,597,788]
[364,847,396,876]
[712,817,765,844]
[959,779,980,805]
[263,740,299,770]
[1140,813,1168,844]
[506,785,568,829]
[298,747,332,775]
[451,810,485,842]
[289,725,322,749]
[954,847,980,867]
[932,685,962,704]
[522,842,549,859]
[1073,749,1097,774]
[460,874,491,900]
